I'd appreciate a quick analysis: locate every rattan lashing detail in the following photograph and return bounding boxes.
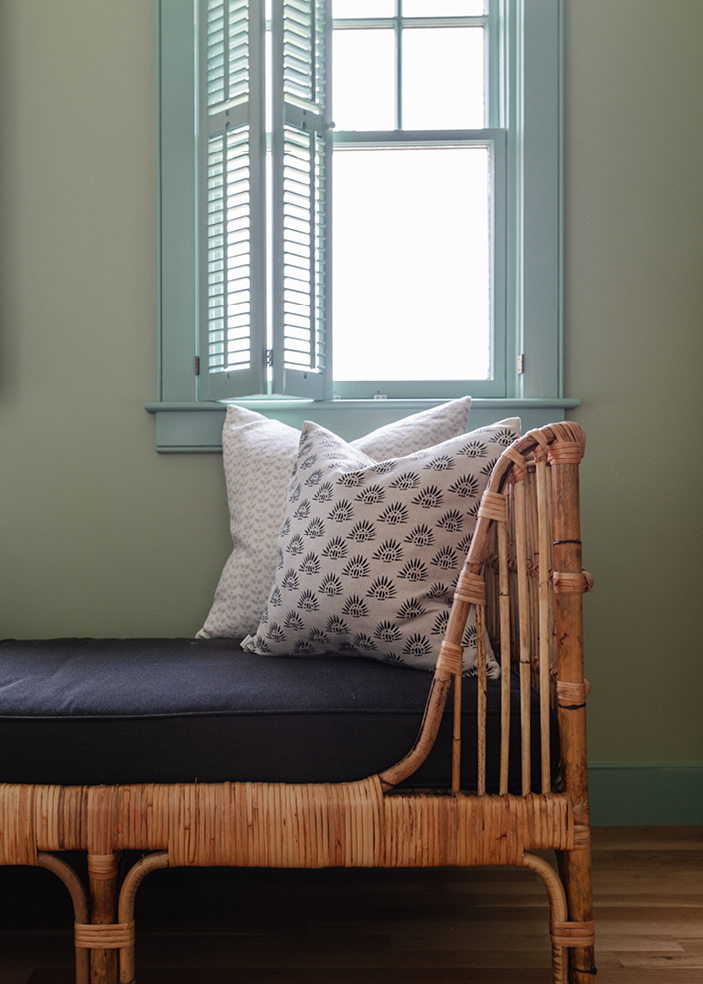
[88,853,119,881]
[553,570,594,594]
[556,679,592,708]
[571,803,593,850]
[550,919,596,948]
[547,441,585,466]
[501,444,529,482]
[478,490,508,523]
[526,426,550,463]
[453,569,486,606]
[573,824,593,851]
[436,640,464,676]
[74,922,135,950]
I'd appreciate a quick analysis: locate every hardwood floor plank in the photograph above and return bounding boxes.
[27,972,553,984]
[591,827,703,850]
[590,892,703,906]
[593,934,684,952]
[0,971,32,984]
[592,909,703,937]
[617,953,703,969]
[597,972,703,984]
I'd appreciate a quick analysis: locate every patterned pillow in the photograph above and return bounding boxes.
[242,417,520,673]
[198,398,472,639]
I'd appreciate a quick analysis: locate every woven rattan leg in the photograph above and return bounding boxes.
[519,852,569,984]
[562,844,598,983]
[87,852,120,984]
[117,852,169,984]
[37,853,90,984]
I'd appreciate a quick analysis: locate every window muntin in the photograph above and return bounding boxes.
[402,1,485,15]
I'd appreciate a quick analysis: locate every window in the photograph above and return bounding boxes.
[331,4,500,397]
[152,0,569,449]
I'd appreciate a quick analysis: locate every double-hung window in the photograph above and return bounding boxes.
[153,0,568,449]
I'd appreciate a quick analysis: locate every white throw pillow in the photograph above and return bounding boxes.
[198,397,472,638]
[241,417,520,674]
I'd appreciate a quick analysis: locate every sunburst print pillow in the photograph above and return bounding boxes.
[242,417,520,674]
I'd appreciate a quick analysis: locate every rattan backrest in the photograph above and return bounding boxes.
[380,422,591,796]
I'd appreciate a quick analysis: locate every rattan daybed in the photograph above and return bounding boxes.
[0,421,596,983]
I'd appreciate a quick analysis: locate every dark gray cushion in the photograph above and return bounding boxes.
[0,638,558,790]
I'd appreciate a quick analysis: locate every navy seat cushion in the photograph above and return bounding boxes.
[0,638,558,791]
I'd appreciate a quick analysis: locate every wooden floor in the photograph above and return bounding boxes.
[1,826,701,983]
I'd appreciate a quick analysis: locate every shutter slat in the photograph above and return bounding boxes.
[200,1,267,398]
[206,124,252,375]
[208,0,250,113]
[270,0,331,398]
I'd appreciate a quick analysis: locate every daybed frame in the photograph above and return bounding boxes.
[0,421,596,983]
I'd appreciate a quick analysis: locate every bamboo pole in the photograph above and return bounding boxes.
[87,786,119,984]
[497,515,511,795]
[550,429,597,982]
[535,452,552,794]
[476,603,487,795]
[452,671,462,794]
[513,476,532,795]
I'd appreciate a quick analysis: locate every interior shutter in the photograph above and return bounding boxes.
[198,0,267,400]
[270,0,332,399]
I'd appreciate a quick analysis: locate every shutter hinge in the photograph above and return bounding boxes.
[517,353,525,375]
[266,348,274,367]
[194,356,201,376]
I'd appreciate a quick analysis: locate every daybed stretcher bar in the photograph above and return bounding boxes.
[0,421,596,984]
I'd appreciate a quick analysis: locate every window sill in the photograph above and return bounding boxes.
[145,398,580,453]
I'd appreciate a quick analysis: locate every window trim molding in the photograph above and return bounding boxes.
[152,0,567,450]
[145,396,580,453]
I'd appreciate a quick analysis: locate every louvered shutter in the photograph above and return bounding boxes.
[199,0,267,400]
[270,0,332,399]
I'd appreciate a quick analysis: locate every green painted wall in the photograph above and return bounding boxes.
[0,0,231,638]
[563,0,703,767]
[0,1,700,790]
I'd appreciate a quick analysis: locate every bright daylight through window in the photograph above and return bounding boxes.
[331,3,492,385]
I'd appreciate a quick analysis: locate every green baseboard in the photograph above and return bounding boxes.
[587,762,703,825]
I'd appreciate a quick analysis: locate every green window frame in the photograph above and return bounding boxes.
[149,0,576,451]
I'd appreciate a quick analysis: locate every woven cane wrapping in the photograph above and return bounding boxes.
[553,571,594,594]
[550,919,596,948]
[556,680,591,707]
[74,922,135,950]
[478,490,508,523]
[436,641,464,676]
[454,570,486,606]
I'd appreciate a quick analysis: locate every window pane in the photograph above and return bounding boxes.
[402,27,484,130]
[333,0,395,17]
[333,146,491,382]
[403,1,486,15]
[333,29,395,130]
